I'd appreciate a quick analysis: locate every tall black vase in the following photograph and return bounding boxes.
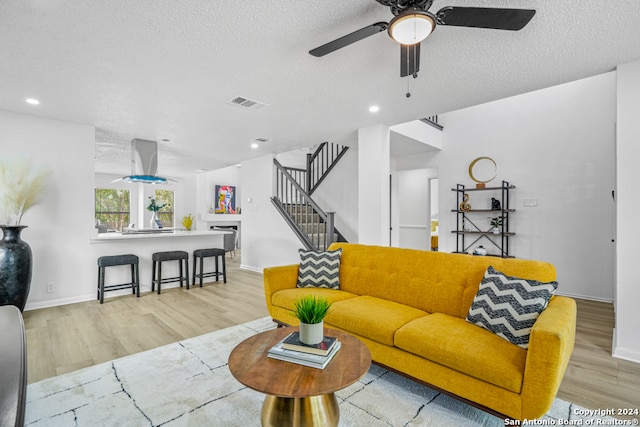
[0,225,32,312]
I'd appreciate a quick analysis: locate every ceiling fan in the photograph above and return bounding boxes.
[309,0,536,78]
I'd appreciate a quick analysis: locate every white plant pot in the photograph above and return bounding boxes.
[299,321,324,345]
[492,227,501,234]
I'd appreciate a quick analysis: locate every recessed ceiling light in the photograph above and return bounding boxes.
[26,98,40,105]
[250,143,259,149]
[369,105,380,113]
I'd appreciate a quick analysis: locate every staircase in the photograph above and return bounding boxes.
[271,142,349,251]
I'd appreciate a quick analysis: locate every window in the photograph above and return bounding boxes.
[95,189,130,232]
[155,189,174,228]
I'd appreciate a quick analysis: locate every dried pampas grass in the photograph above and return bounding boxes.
[0,159,49,226]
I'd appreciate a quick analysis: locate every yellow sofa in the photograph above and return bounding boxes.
[263,242,577,421]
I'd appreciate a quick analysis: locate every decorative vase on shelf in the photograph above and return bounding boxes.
[0,225,33,312]
[150,212,159,229]
[299,321,324,345]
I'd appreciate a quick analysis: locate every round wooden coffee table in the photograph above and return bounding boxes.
[228,326,371,427]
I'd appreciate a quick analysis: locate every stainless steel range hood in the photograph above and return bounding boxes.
[112,139,176,184]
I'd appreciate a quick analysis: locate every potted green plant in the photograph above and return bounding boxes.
[489,216,503,234]
[293,295,332,345]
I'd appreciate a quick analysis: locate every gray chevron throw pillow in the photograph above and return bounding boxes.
[296,248,342,289]
[466,266,558,349]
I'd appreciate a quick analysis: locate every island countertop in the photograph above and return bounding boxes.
[88,228,233,298]
[90,229,230,243]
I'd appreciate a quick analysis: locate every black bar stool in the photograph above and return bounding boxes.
[97,254,140,304]
[151,251,189,294]
[192,248,226,287]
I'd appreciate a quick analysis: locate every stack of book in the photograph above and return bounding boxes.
[268,332,341,369]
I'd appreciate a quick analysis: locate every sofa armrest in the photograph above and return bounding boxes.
[263,264,299,316]
[520,296,577,419]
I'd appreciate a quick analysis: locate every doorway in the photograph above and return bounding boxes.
[428,177,439,251]
[397,169,438,251]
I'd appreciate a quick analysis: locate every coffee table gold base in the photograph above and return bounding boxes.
[261,393,339,427]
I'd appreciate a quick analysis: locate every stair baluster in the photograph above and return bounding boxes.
[272,159,344,251]
[306,142,349,195]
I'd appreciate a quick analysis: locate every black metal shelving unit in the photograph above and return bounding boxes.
[451,180,515,258]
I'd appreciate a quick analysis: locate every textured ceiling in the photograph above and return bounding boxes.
[1,0,639,177]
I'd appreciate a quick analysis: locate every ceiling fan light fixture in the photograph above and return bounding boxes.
[388,10,435,45]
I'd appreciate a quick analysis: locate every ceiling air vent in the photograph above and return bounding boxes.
[228,96,269,112]
[254,137,271,143]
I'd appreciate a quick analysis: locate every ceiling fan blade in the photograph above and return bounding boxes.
[436,7,536,31]
[309,22,388,57]
[400,43,420,78]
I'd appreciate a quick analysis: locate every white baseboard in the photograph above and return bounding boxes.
[555,291,613,303]
[24,284,178,311]
[240,264,263,274]
[612,346,640,364]
[25,294,96,311]
[612,328,640,363]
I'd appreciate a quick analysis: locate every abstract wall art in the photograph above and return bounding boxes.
[215,185,236,214]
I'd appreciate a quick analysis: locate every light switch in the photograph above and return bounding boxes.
[523,198,538,207]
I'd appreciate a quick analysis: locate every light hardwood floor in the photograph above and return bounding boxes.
[23,255,640,418]
[23,252,269,383]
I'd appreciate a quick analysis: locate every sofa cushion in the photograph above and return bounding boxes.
[395,313,527,393]
[272,288,358,312]
[296,248,342,289]
[326,296,428,346]
[466,266,558,349]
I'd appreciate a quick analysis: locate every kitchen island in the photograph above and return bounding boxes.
[89,229,231,299]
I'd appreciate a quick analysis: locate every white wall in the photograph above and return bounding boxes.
[390,157,400,247]
[395,150,439,171]
[175,174,197,229]
[196,166,241,222]
[425,72,617,301]
[430,178,439,220]
[195,165,241,237]
[0,110,95,309]
[239,154,301,271]
[390,120,443,150]
[358,124,391,245]
[276,148,310,170]
[614,59,640,363]
[308,147,359,243]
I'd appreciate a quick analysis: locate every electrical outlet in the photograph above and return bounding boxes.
[46,282,55,293]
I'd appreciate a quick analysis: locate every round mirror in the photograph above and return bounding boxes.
[468,157,497,187]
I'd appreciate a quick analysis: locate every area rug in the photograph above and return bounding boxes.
[26,317,613,426]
